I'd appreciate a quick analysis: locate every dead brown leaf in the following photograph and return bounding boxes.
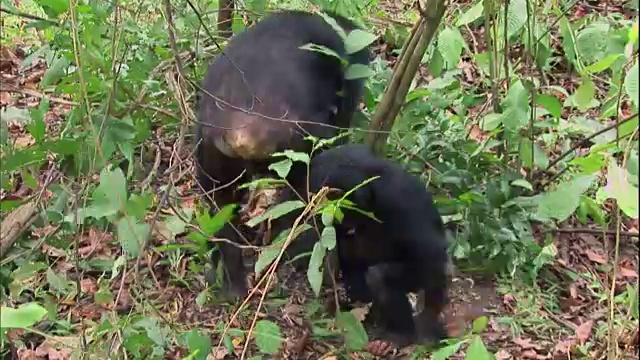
[14,133,35,148]
[502,293,515,304]
[34,336,78,360]
[513,338,536,350]
[80,278,98,294]
[569,283,578,298]
[554,338,573,353]
[575,320,593,343]
[16,348,38,360]
[0,91,11,105]
[619,266,638,278]
[78,227,113,257]
[495,349,512,360]
[585,250,607,264]
[41,243,66,257]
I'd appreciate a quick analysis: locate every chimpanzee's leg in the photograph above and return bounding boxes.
[415,262,449,344]
[338,230,373,303]
[364,263,419,347]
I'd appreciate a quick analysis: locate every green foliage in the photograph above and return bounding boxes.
[335,310,368,350]
[0,302,48,330]
[1,0,638,358]
[253,320,283,355]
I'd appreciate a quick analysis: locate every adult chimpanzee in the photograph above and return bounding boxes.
[287,143,450,348]
[194,10,372,298]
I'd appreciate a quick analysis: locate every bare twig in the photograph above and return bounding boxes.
[546,112,639,172]
[553,227,639,239]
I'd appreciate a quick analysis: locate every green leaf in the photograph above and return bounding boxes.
[307,242,326,296]
[519,139,547,169]
[88,166,127,218]
[579,196,607,226]
[536,175,596,222]
[575,79,596,112]
[575,23,610,65]
[41,56,70,88]
[0,303,48,329]
[536,93,562,118]
[254,320,283,355]
[625,60,639,109]
[317,12,347,40]
[505,0,528,37]
[559,17,577,64]
[299,43,342,61]
[584,53,623,73]
[255,233,287,277]
[471,316,489,333]
[36,0,70,16]
[336,310,368,350]
[268,159,292,179]
[511,179,533,191]
[464,335,492,360]
[345,64,375,80]
[198,203,237,236]
[602,160,639,219]
[320,226,336,250]
[455,1,483,26]
[570,152,606,174]
[26,99,49,142]
[500,80,530,130]
[432,341,464,360]
[272,149,310,164]
[437,27,466,68]
[117,216,150,258]
[480,113,502,131]
[618,114,639,139]
[46,268,70,292]
[344,29,377,55]
[184,329,211,360]
[246,200,305,227]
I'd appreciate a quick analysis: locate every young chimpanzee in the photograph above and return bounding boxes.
[194,10,372,298]
[290,144,450,348]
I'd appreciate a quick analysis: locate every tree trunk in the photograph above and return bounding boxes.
[217,0,235,39]
[366,0,446,155]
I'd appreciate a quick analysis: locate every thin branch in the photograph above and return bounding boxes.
[546,112,639,172]
[0,5,58,25]
[553,227,639,239]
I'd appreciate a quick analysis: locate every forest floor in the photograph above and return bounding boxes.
[1,0,639,359]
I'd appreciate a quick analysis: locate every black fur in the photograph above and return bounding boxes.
[194,10,372,298]
[288,144,449,346]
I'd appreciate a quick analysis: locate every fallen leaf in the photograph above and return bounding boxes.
[585,250,607,264]
[553,338,575,354]
[35,335,79,360]
[514,337,536,349]
[14,133,35,148]
[619,267,638,278]
[503,293,515,304]
[42,244,66,257]
[80,278,98,294]
[209,347,229,360]
[232,336,244,347]
[575,320,593,343]
[569,283,578,298]
[16,348,37,360]
[0,91,11,105]
[495,349,512,360]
